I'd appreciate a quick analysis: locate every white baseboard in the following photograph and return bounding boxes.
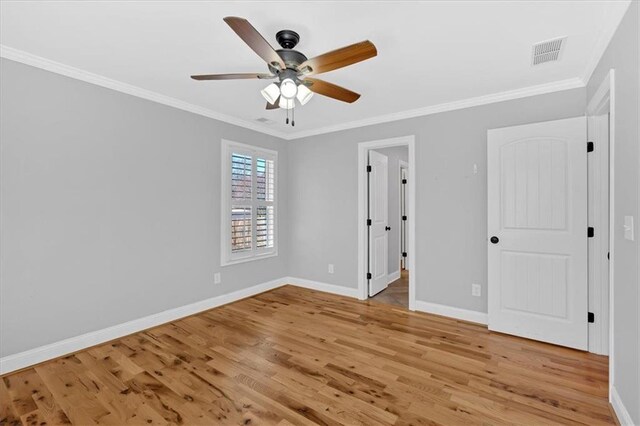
[414,300,488,325]
[0,277,287,375]
[285,277,360,299]
[388,270,401,283]
[611,386,637,425]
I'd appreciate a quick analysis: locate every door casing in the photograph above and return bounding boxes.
[358,136,416,309]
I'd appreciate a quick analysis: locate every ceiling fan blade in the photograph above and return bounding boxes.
[223,17,286,69]
[304,78,361,103]
[298,40,377,76]
[191,73,274,80]
[266,96,281,110]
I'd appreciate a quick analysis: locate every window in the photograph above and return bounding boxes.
[222,140,277,265]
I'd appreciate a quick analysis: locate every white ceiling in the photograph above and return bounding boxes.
[0,1,630,139]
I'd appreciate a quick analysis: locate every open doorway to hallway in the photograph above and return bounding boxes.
[366,145,410,309]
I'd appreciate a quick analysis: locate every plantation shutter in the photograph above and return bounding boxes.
[223,141,277,264]
[231,153,253,253]
[256,157,275,250]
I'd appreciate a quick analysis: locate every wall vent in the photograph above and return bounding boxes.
[255,117,275,125]
[531,37,566,66]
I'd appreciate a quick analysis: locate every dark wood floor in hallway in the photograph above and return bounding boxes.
[1,285,615,425]
[370,270,409,308]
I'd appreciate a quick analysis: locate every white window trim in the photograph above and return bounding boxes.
[221,139,278,266]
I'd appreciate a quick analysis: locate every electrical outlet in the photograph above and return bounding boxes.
[328,264,334,274]
[214,272,221,284]
[471,283,481,297]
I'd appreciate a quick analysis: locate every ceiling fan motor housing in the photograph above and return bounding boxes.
[276,29,300,49]
[269,29,308,74]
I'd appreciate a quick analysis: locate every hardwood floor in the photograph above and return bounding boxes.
[370,270,408,308]
[1,285,614,425]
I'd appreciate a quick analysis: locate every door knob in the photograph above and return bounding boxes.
[385,226,391,231]
[490,236,499,244]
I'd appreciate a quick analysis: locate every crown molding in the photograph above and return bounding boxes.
[2,45,589,142]
[0,45,290,140]
[285,77,586,140]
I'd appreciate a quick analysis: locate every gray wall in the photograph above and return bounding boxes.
[372,146,408,276]
[0,58,289,357]
[288,88,586,313]
[587,2,639,422]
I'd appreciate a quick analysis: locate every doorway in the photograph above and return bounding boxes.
[357,136,416,310]
[487,85,612,355]
[367,147,410,307]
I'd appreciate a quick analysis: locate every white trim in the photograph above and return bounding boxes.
[1,45,589,142]
[587,70,616,398]
[388,270,401,284]
[610,386,636,426]
[0,45,289,140]
[288,78,585,140]
[284,277,360,299]
[414,300,488,325]
[358,136,416,308]
[0,277,287,375]
[0,276,365,375]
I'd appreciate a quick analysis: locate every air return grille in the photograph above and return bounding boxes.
[531,37,565,66]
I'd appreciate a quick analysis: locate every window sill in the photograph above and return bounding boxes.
[221,251,278,267]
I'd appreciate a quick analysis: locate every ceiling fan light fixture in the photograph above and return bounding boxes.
[261,83,280,105]
[279,97,295,110]
[280,78,298,99]
[296,84,314,105]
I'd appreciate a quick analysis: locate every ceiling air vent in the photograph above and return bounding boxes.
[255,117,275,125]
[531,37,566,66]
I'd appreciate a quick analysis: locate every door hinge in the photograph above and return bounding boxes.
[587,141,594,152]
[367,219,372,226]
[607,252,610,260]
[588,312,595,323]
[402,178,407,184]
[402,252,407,258]
[588,227,595,238]
[366,165,372,172]
[366,272,372,280]
[402,215,407,221]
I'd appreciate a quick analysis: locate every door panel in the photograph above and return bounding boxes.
[488,116,587,350]
[369,150,388,296]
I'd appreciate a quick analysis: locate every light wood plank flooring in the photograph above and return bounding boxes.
[1,285,614,425]
[370,270,408,308]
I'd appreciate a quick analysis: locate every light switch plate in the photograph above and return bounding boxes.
[624,216,634,241]
[214,272,221,284]
[328,264,334,274]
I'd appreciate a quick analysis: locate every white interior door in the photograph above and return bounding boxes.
[400,165,408,270]
[369,150,389,297]
[488,116,588,350]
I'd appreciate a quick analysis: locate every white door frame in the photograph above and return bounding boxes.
[358,136,416,309]
[587,70,615,399]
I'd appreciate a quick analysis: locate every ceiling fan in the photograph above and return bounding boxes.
[191,17,377,126]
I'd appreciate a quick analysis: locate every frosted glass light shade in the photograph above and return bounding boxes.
[279,97,295,110]
[296,84,314,105]
[280,78,297,99]
[260,83,280,104]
